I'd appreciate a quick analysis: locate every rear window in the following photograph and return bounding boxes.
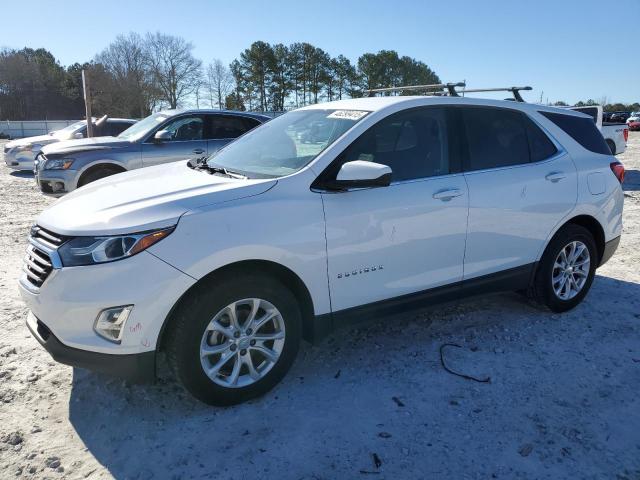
[540,111,610,155]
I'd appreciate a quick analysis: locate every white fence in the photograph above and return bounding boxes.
[1,120,80,139]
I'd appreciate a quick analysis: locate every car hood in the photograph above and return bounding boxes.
[6,134,57,148]
[36,161,277,236]
[41,136,130,156]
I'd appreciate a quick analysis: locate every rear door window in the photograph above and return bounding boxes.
[525,118,558,162]
[462,107,530,171]
[539,111,610,155]
[243,117,262,131]
[209,115,252,139]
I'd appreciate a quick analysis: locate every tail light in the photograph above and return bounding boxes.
[623,128,629,142]
[610,161,625,184]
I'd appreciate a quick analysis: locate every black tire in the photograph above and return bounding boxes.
[77,165,122,187]
[531,224,597,313]
[606,139,616,155]
[165,273,301,406]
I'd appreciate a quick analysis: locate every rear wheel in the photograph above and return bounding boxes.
[166,273,301,405]
[531,224,597,312]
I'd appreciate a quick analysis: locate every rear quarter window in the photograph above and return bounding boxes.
[540,111,610,155]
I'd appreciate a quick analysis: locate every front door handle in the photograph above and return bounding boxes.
[433,188,463,201]
[545,172,566,182]
[192,148,205,155]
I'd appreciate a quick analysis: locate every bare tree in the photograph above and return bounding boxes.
[144,32,202,109]
[95,32,156,117]
[206,59,232,109]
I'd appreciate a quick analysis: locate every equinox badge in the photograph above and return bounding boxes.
[337,265,384,279]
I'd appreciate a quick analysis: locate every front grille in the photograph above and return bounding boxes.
[22,226,66,288]
[23,245,54,288]
[30,226,66,249]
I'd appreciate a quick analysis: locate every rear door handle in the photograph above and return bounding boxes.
[192,148,205,155]
[545,172,566,182]
[433,188,463,201]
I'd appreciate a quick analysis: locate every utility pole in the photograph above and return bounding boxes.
[82,69,93,137]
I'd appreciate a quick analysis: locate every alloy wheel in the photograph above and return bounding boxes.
[199,298,286,388]
[551,240,591,301]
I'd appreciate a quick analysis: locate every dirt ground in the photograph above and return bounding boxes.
[0,135,639,480]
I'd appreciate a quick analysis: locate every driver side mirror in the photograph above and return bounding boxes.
[327,160,392,190]
[73,132,84,139]
[154,130,172,142]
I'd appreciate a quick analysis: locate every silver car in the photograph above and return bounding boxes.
[4,118,135,171]
[35,109,270,195]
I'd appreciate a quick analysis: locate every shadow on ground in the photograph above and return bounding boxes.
[9,170,34,178]
[67,275,640,479]
[623,169,640,191]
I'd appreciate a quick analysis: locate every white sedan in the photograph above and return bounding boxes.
[4,118,135,170]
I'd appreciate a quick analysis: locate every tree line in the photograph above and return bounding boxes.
[0,33,441,120]
[1,32,637,121]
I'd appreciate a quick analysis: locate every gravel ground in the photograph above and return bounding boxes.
[0,135,639,480]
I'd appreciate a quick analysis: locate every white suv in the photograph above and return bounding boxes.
[19,96,624,405]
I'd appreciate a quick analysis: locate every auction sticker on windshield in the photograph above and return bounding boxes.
[327,110,369,120]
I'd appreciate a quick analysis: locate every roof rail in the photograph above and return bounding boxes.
[366,82,466,97]
[460,86,532,102]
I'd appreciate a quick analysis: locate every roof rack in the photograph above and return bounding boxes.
[459,86,532,102]
[366,82,466,97]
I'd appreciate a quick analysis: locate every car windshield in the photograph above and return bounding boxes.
[206,109,369,178]
[118,112,170,141]
[52,121,86,139]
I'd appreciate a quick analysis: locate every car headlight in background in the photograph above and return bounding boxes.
[15,143,33,152]
[44,158,74,170]
[57,227,174,266]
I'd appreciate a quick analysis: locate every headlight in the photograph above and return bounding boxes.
[58,227,174,267]
[44,158,74,170]
[15,144,33,152]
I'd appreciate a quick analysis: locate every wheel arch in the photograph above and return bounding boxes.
[76,161,127,187]
[547,214,606,265]
[157,260,317,352]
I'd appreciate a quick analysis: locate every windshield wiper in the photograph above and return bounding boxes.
[188,160,248,179]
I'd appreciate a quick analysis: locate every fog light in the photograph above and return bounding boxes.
[93,305,133,343]
[51,181,65,193]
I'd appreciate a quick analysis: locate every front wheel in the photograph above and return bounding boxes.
[531,224,597,312]
[166,273,301,406]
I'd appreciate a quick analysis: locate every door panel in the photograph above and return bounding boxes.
[207,138,230,156]
[463,152,577,279]
[322,176,468,312]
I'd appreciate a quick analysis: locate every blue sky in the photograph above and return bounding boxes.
[1,0,638,104]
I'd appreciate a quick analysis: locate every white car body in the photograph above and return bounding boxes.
[19,96,624,389]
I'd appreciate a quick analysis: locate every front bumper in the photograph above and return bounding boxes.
[18,250,195,355]
[4,149,36,170]
[27,312,155,382]
[35,168,78,195]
